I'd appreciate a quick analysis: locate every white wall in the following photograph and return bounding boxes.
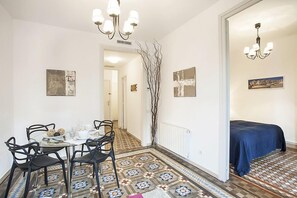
[0,4,13,179]
[230,34,297,144]
[119,56,143,141]
[104,69,118,120]
[12,20,104,144]
[159,0,244,178]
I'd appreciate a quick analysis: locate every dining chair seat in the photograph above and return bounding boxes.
[73,150,109,163]
[71,131,119,198]
[4,137,68,198]
[17,155,62,172]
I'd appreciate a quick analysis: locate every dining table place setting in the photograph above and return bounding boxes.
[36,125,104,148]
[64,128,104,145]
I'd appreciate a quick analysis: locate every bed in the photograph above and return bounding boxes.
[230,120,286,176]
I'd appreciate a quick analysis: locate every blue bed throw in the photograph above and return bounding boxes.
[230,120,286,176]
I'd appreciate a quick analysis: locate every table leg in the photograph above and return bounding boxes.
[66,147,72,197]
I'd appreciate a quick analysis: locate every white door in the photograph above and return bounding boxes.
[122,76,127,129]
[104,80,111,120]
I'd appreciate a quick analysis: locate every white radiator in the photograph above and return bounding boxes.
[158,122,191,159]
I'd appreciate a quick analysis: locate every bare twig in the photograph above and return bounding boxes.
[136,41,162,146]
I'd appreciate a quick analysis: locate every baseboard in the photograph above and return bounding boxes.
[156,144,219,179]
[0,169,10,185]
[119,128,142,143]
[286,141,297,149]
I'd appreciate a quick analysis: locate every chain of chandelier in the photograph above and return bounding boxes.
[92,0,139,40]
[243,23,273,60]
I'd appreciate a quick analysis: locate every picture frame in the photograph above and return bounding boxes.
[248,76,283,89]
[46,69,76,96]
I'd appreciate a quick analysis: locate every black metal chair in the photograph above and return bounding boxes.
[4,137,68,198]
[26,123,65,154]
[80,120,113,159]
[71,131,119,198]
[93,120,113,132]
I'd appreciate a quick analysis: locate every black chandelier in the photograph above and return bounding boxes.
[243,23,273,60]
[92,0,139,40]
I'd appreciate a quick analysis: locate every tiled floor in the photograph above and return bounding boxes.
[113,122,142,152]
[1,124,296,198]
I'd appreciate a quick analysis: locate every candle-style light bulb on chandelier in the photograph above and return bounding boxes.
[243,23,273,60]
[92,0,139,40]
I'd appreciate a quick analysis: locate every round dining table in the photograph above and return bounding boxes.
[35,130,104,197]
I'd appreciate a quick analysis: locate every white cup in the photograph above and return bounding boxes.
[78,130,89,139]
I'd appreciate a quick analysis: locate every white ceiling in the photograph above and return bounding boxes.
[229,0,297,42]
[104,50,139,68]
[0,0,218,41]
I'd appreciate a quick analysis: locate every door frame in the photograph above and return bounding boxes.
[219,0,262,181]
[122,76,127,129]
[104,79,112,120]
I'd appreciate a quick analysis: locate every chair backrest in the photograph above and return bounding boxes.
[26,123,55,141]
[85,131,115,158]
[5,137,39,167]
[93,120,113,132]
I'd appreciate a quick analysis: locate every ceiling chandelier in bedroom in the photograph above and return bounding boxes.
[243,23,273,60]
[92,0,139,40]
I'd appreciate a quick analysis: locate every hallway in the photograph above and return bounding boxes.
[112,121,142,152]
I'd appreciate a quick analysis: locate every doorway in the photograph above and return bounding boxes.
[103,49,144,143]
[219,0,262,182]
[103,69,119,121]
[104,80,111,120]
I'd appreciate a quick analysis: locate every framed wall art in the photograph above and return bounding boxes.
[248,76,283,89]
[46,69,76,96]
[173,67,196,97]
[131,84,137,92]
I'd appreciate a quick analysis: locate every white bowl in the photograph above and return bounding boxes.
[78,130,89,139]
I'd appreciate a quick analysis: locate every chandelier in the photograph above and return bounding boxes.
[243,23,273,60]
[92,0,139,40]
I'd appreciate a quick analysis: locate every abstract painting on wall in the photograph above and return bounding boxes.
[46,69,76,96]
[173,67,196,97]
[248,76,283,89]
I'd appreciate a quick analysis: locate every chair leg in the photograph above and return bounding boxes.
[4,164,16,198]
[111,158,120,188]
[23,168,31,198]
[70,162,74,181]
[92,164,95,178]
[80,145,84,166]
[61,162,68,193]
[94,163,102,198]
[44,167,48,185]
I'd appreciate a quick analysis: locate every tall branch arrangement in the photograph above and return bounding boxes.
[137,41,162,146]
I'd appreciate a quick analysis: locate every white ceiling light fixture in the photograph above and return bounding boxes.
[106,56,121,64]
[243,23,273,60]
[92,0,139,40]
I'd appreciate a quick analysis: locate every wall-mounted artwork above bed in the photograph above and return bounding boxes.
[248,76,283,89]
